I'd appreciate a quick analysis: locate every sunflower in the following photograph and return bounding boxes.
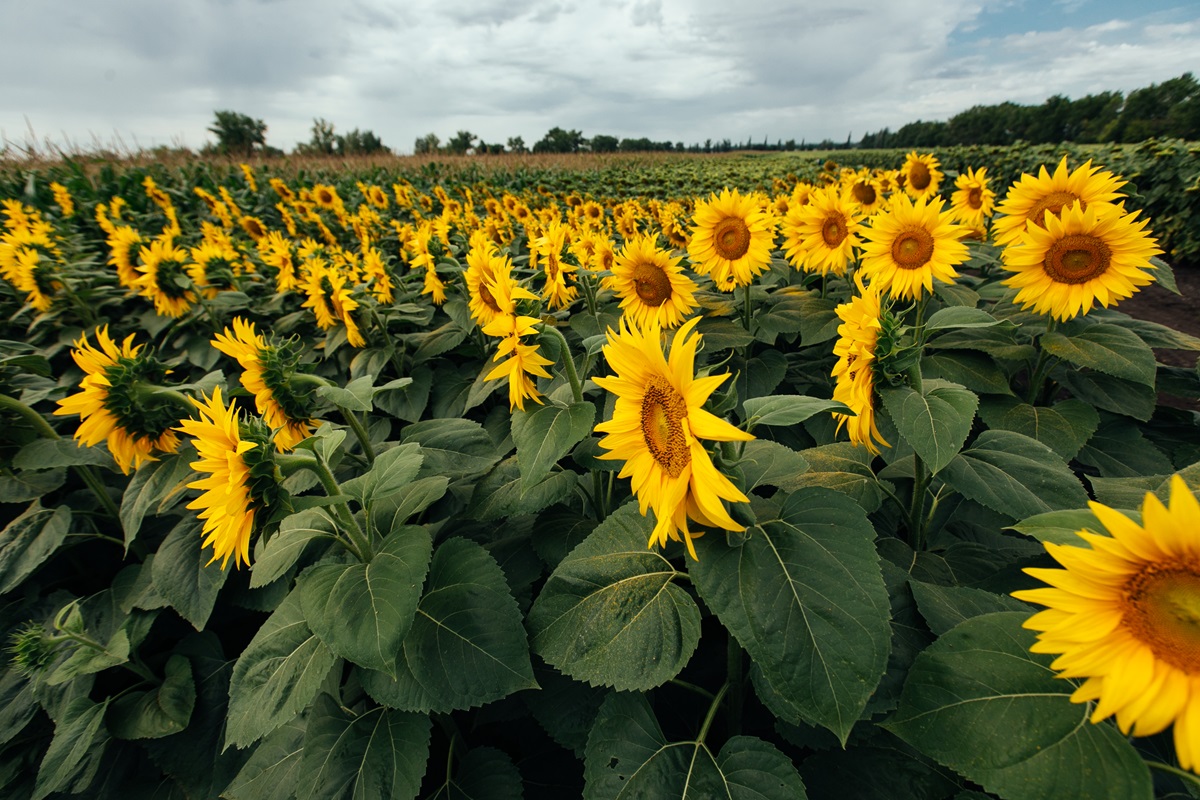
[188,240,241,299]
[1013,475,1200,773]
[781,183,864,277]
[134,238,196,317]
[900,152,943,200]
[859,194,969,301]
[239,216,268,242]
[54,326,182,474]
[177,388,269,569]
[465,241,533,328]
[50,182,75,218]
[843,169,885,215]
[609,234,699,329]
[687,188,776,292]
[1001,203,1161,322]
[532,222,578,310]
[831,278,891,455]
[593,316,754,559]
[212,318,317,450]
[949,166,996,230]
[484,335,555,412]
[992,157,1126,247]
[107,225,144,289]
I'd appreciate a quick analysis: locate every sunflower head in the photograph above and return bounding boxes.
[859,194,969,301]
[992,157,1127,247]
[687,188,777,292]
[901,152,943,199]
[611,234,699,329]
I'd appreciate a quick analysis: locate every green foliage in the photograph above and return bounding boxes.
[207,110,268,156]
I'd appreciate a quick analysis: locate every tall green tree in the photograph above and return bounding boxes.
[207,110,267,157]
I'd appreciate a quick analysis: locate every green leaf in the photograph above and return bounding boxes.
[880,381,978,474]
[119,452,193,549]
[921,352,1014,396]
[529,503,700,692]
[226,590,340,750]
[1076,419,1175,478]
[977,397,1099,461]
[755,292,807,340]
[926,323,1036,361]
[792,442,884,513]
[251,508,337,589]
[736,440,810,492]
[584,692,807,799]
[32,697,110,800]
[1055,368,1156,421]
[400,418,502,478]
[1041,325,1157,386]
[925,307,1001,331]
[374,364,432,423]
[106,654,195,739]
[223,718,307,800]
[340,442,423,507]
[428,746,524,800]
[468,456,577,521]
[297,694,430,800]
[743,395,849,430]
[885,612,1153,800]
[399,537,537,712]
[1090,475,1164,509]
[413,321,470,363]
[151,516,230,631]
[299,525,432,675]
[1006,508,1118,546]
[0,469,66,503]
[0,503,70,594]
[908,581,1030,637]
[1113,315,1200,351]
[511,400,596,489]
[941,431,1089,520]
[691,488,891,743]
[525,664,608,757]
[696,318,755,350]
[13,438,113,470]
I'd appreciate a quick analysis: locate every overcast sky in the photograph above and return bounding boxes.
[2,0,1196,155]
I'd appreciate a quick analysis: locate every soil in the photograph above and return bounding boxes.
[1120,264,1200,370]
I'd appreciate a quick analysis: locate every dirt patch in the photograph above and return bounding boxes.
[1119,263,1200,369]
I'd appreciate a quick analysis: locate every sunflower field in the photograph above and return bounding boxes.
[1,146,1199,799]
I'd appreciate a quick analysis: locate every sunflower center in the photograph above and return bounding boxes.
[640,375,691,478]
[1124,564,1200,674]
[908,162,932,191]
[713,216,751,261]
[852,183,877,206]
[1042,234,1111,285]
[155,257,191,298]
[1027,191,1082,227]
[967,187,983,210]
[631,262,672,307]
[822,213,848,248]
[891,228,934,269]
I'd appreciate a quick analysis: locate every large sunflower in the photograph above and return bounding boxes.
[1001,203,1161,321]
[687,188,777,292]
[992,157,1126,247]
[609,234,699,329]
[176,388,263,569]
[781,183,864,277]
[593,317,754,559]
[54,326,181,474]
[900,152,943,200]
[859,194,969,301]
[212,318,316,450]
[1013,475,1200,773]
[831,278,891,455]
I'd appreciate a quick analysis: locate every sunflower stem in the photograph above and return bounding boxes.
[541,324,584,404]
[310,453,372,562]
[591,469,608,522]
[0,393,120,522]
[696,682,731,746]
[341,408,376,466]
[668,678,715,701]
[726,637,745,739]
[1146,760,1200,789]
[1025,318,1059,404]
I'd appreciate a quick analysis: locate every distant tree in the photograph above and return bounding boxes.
[477,142,505,154]
[414,133,441,155]
[590,134,619,153]
[533,127,585,153]
[506,136,528,154]
[296,118,337,155]
[208,110,267,157]
[337,128,389,155]
[445,130,476,155]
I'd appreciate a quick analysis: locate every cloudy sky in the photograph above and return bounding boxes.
[2,0,1197,155]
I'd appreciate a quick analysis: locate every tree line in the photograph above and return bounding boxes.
[205,72,1200,158]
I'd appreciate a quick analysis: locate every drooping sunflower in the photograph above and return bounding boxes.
[1013,475,1200,773]
[593,316,755,559]
[532,222,578,310]
[50,182,75,218]
[949,166,996,231]
[1001,202,1161,321]
[212,318,317,450]
[484,334,555,412]
[900,152,943,200]
[859,194,969,301]
[177,388,274,569]
[781,183,864,277]
[134,238,197,317]
[609,234,699,329]
[991,157,1126,247]
[465,241,533,329]
[54,326,182,474]
[687,188,777,292]
[830,277,891,455]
